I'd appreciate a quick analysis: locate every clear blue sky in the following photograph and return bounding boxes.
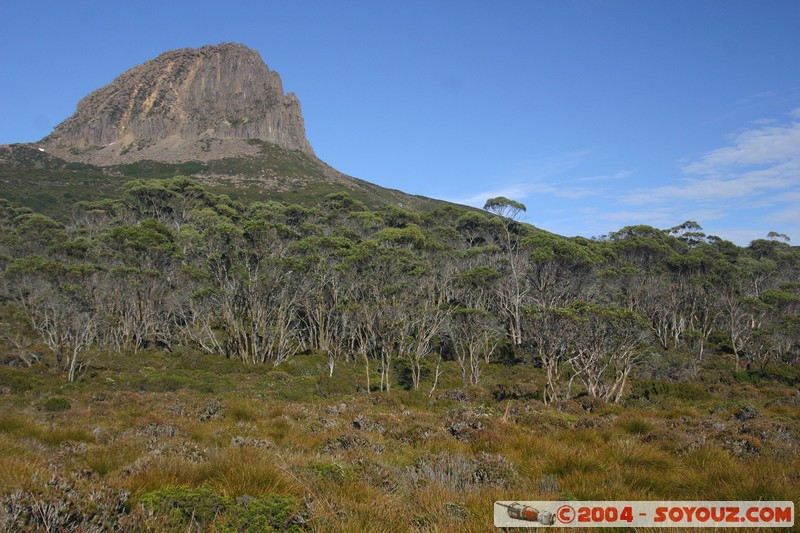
[2,1,799,245]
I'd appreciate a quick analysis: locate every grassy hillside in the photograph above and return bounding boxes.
[0,347,798,531]
[1,153,798,531]
[0,142,451,219]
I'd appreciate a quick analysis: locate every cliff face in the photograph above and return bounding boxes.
[41,43,313,163]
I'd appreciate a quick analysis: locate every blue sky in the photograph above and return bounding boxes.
[1,1,799,245]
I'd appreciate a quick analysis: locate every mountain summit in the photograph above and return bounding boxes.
[40,43,313,164]
[3,43,450,212]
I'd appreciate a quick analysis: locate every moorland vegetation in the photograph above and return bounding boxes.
[0,175,798,531]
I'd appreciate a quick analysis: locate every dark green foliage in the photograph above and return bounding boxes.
[618,417,655,435]
[630,380,711,402]
[483,196,526,218]
[139,486,304,532]
[225,494,305,532]
[394,357,433,390]
[308,462,348,483]
[0,367,43,393]
[0,164,798,397]
[131,374,216,394]
[41,397,71,412]
[140,486,231,528]
[731,366,800,386]
[105,219,177,255]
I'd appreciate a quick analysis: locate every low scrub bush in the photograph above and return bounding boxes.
[630,380,711,402]
[138,485,305,531]
[41,396,71,412]
[140,485,230,529]
[406,452,513,490]
[0,475,130,531]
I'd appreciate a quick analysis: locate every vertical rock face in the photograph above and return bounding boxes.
[42,43,313,162]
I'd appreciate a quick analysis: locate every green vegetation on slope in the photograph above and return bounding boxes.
[0,168,798,530]
[0,142,449,218]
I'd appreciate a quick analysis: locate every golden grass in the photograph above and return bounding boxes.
[80,440,144,477]
[0,435,46,492]
[1,351,798,531]
[202,446,301,498]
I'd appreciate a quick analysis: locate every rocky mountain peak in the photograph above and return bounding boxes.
[41,43,313,163]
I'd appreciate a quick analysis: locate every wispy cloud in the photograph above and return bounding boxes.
[619,110,800,243]
[682,122,800,175]
[574,170,633,183]
[441,150,607,206]
[625,112,800,206]
[443,180,600,207]
[440,114,799,245]
[443,181,602,207]
[446,185,534,207]
[623,161,800,204]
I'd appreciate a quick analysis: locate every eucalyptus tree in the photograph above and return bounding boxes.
[182,219,303,366]
[448,307,504,386]
[3,213,67,257]
[103,218,181,272]
[524,233,608,311]
[290,235,353,376]
[666,220,708,248]
[95,266,170,353]
[483,197,529,346]
[454,211,494,248]
[375,227,452,390]
[4,256,100,381]
[560,302,650,402]
[677,250,726,364]
[120,176,227,230]
[742,286,800,370]
[523,306,577,403]
[339,240,403,392]
[453,265,502,312]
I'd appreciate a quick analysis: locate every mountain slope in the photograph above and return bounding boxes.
[1,44,458,213]
[0,142,449,215]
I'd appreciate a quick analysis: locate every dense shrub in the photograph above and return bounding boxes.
[41,397,71,412]
[630,380,711,402]
[139,485,230,528]
[138,486,305,532]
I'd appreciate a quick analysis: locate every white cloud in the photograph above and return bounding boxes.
[445,185,533,207]
[767,206,800,225]
[440,151,611,207]
[442,180,600,208]
[575,170,633,183]
[708,228,769,246]
[617,110,800,244]
[623,160,800,204]
[683,121,800,174]
[625,112,800,208]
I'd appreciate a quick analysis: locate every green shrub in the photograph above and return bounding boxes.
[226,399,260,422]
[224,494,305,532]
[315,374,359,397]
[132,374,215,393]
[732,366,800,386]
[139,485,231,528]
[308,462,348,483]
[42,397,71,412]
[0,367,44,393]
[630,380,711,402]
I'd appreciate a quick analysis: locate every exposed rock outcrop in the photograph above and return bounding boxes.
[40,43,313,164]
